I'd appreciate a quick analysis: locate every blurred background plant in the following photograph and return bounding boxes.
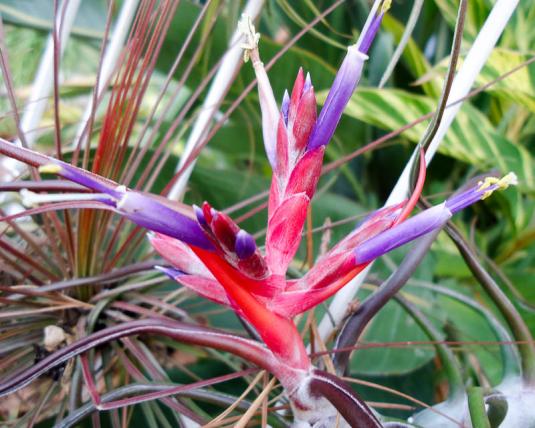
[0,0,534,426]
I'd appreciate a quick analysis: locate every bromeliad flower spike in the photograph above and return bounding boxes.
[0,2,517,426]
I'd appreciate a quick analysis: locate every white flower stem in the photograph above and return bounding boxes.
[15,0,81,148]
[167,0,265,201]
[19,189,110,207]
[1,0,80,187]
[317,0,520,341]
[71,0,139,151]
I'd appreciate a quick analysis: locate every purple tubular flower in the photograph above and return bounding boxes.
[281,90,290,125]
[353,173,518,265]
[235,229,257,260]
[116,191,213,249]
[444,175,515,213]
[43,161,122,198]
[306,1,390,151]
[193,204,208,227]
[306,45,368,151]
[358,11,384,55]
[39,163,214,250]
[443,173,517,215]
[354,203,452,264]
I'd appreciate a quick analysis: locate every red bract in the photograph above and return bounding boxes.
[0,2,416,381]
[0,4,413,376]
[149,55,417,369]
[146,7,413,371]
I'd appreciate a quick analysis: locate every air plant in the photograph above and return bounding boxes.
[0,0,532,427]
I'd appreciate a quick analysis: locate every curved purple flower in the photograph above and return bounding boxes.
[38,162,213,250]
[354,173,518,264]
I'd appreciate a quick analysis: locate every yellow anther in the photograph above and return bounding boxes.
[478,172,518,199]
[38,164,62,174]
[381,0,392,13]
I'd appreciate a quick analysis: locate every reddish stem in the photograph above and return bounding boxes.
[0,318,282,398]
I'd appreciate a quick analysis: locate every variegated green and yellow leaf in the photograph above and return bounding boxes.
[433,0,491,42]
[432,48,535,114]
[325,87,534,191]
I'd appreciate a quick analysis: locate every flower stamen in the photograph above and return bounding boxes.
[478,172,518,199]
[381,0,392,14]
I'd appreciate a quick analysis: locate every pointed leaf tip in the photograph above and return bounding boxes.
[293,86,317,152]
[289,68,305,123]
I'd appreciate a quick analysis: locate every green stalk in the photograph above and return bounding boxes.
[467,387,491,428]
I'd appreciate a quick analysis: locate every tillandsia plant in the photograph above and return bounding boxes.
[0,0,534,427]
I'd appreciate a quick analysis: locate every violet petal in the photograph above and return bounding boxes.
[307,46,368,150]
[354,203,452,264]
[354,173,518,264]
[193,204,208,227]
[281,89,290,125]
[117,192,213,250]
[358,12,384,54]
[42,162,122,198]
[235,229,257,260]
[155,265,184,279]
[446,173,517,213]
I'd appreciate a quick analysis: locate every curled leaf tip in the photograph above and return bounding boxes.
[478,172,518,199]
[38,164,62,174]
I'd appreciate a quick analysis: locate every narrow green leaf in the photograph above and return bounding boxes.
[381,14,440,97]
[433,0,491,42]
